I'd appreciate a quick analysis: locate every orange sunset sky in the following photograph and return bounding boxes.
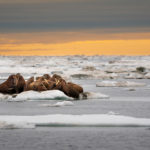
[0,0,150,56]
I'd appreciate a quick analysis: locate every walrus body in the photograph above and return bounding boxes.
[61,82,83,99]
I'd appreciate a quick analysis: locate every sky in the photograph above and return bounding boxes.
[0,0,150,55]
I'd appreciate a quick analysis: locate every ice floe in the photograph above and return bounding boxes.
[96,81,146,87]
[0,90,109,101]
[40,101,74,107]
[145,73,150,79]
[0,114,150,129]
[124,73,145,79]
[80,92,109,99]
[0,93,12,101]
[0,90,73,101]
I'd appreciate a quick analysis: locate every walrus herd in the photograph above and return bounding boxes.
[0,73,84,99]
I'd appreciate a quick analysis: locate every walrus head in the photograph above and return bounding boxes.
[8,74,18,88]
[43,74,51,80]
[16,73,23,83]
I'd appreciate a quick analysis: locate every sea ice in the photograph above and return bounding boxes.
[40,101,74,107]
[96,81,146,87]
[80,92,109,99]
[0,114,150,129]
[9,90,73,101]
[0,90,109,101]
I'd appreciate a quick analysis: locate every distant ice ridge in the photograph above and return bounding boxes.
[1,114,150,129]
[0,90,109,101]
[96,81,146,87]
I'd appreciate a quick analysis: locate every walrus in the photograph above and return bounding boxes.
[24,76,34,91]
[51,79,82,99]
[36,76,45,81]
[15,73,26,93]
[61,81,81,99]
[36,74,51,81]
[51,74,63,82]
[0,74,18,94]
[43,74,51,80]
[67,82,83,93]
[42,79,56,90]
[50,74,84,98]
[26,80,47,92]
[25,75,56,91]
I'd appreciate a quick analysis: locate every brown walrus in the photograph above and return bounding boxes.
[0,73,26,94]
[51,79,83,99]
[51,74,63,82]
[15,73,26,93]
[36,74,51,81]
[0,74,18,94]
[63,82,83,99]
[27,81,47,91]
[25,76,47,92]
[34,74,56,90]
[25,75,56,92]
[41,79,56,90]
[24,76,34,91]
[67,82,83,94]
[50,74,84,98]
[43,74,51,80]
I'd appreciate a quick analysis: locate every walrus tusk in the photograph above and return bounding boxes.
[55,79,60,85]
[44,79,49,85]
[8,88,14,90]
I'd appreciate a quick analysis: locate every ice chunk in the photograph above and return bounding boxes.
[7,90,73,101]
[80,92,109,99]
[40,101,74,107]
[71,73,93,79]
[145,72,150,79]
[124,73,144,79]
[0,121,35,129]
[0,93,12,101]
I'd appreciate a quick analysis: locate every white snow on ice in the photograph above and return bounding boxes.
[7,90,73,101]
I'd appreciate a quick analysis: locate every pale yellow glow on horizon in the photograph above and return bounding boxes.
[0,39,150,56]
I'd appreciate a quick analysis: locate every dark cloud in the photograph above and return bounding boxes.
[0,0,150,33]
